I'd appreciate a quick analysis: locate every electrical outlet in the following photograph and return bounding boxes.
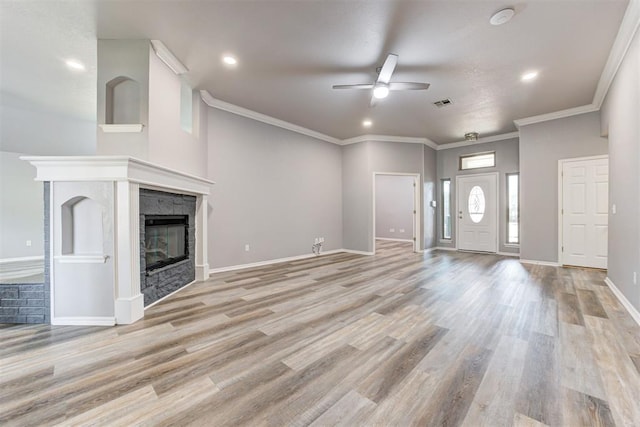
[612,204,617,214]
[634,272,637,285]
[399,229,405,233]
[244,244,250,252]
[26,240,32,247]
[390,228,395,232]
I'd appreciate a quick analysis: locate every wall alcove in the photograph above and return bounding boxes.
[59,196,107,263]
[100,76,144,133]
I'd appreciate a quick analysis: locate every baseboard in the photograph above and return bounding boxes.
[341,249,375,256]
[432,246,457,252]
[145,279,198,310]
[0,256,44,281]
[51,316,116,326]
[497,251,520,257]
[519,259,561,267]
[375,238,414,243]
[605,277,640,327]
[209,249,345,275]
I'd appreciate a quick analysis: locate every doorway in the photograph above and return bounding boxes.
[456,173,498,253]
[373,173,420,253]
[559,155,608,269]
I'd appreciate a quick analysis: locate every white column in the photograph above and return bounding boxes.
[114,181,144,324]
[195,194,209,281]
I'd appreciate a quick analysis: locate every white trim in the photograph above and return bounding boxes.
[497,251,519,257]
[144,279,198,310]
[375,237,414,243]
[21,156,215,196]
[557,155,609,267]
[432,246,457,251]
[55,255,108,264]
[593,0,640,107]
[150,40,188,75]
[605,277,640,327]
[514,104,599,128]
[51,316,116,326]
[342,134,438,150]
[519,259,561,267]
[200,90,341,145]
[0,256,44,281]
[209,249,344,275]
[455,172,500,254]
[98,124,144,133]
[372,172,422,255]
[436,132,519,151]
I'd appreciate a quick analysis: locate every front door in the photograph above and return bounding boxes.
[457,173,498,253]
[561,157,608,269]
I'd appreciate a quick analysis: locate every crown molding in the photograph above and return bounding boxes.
[593,0,640,108]
[513,104,599,128]
[341,134,438,149]
[436,131,519,151]
[150,40,188,75]
[200,90,341,145]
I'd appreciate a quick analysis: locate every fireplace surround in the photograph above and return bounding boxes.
[22,156,213,325]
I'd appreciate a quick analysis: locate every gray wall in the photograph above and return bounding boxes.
[436,138,519,254]
[207,108,343,268]
[148,50,207,178]
[600,27,639,312]
[423,146,437,249]
[519,112,608,262]
[0,152,44,259]
[342,140,426,253]
[375,175,415,240]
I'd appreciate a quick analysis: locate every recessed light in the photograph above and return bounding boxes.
[373,85,389,99]
[521,71,539,81]
[65,59,85,71]
[362,119,372,127]
[490,8,515,26]
[222,55,237,66]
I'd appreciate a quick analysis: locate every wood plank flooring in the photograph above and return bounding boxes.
[1,240,639,426]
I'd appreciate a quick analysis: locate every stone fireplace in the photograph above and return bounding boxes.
[23,156,213,325]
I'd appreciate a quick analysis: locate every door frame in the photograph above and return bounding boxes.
[372,172,421,253]
[557,154,608,266]
[455,172,499,253]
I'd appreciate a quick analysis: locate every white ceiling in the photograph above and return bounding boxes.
[0,0,629,144]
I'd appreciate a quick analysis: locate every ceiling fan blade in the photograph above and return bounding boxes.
[369,95,378,108]
[376,53,398,84]
[389,82,430,91]
[332,84,375,90]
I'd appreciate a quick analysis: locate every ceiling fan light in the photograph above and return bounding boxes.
[373,85,390,99]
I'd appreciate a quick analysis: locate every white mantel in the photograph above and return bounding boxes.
[22,156,214,326]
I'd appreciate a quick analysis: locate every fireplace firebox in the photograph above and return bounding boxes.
[144,215,188,271]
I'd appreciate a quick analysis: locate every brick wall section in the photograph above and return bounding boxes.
[0,182,50,324]
[0,284,46,323]
[139,189,196,306]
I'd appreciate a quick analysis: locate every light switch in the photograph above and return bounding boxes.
[612,204,616,214]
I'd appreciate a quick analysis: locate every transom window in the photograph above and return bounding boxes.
[460,152,496,170]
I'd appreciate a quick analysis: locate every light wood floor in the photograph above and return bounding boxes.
[2,240,640,426]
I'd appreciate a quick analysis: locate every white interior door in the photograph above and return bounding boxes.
[457,173,498,253]
[561,157,608,269]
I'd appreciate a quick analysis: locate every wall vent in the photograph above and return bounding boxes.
[433,98,453,108]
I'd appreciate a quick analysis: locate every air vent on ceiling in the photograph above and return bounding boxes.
[433,98,453,108]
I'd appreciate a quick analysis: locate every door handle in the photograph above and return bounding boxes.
[459,211,463,219]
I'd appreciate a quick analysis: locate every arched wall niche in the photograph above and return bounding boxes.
[105,76,140,124]
[61,196,104,256]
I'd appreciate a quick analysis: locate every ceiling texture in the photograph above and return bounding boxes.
[0,0,630,144]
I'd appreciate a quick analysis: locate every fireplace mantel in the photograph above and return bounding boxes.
[22,156,214,326]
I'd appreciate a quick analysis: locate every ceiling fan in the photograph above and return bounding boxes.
[332,53,430,107]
